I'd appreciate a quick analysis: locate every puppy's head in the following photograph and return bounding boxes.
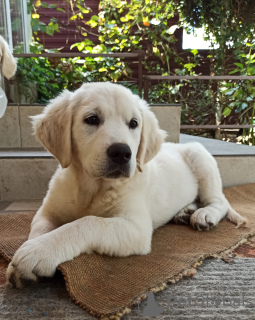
[31,82,166,179]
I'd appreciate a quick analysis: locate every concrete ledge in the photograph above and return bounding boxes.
[1,153,254,200]
[180,134,255,188]
[20,106,44,148]
[0,106,20,148]
[216,156,255,188]
[180,134,255,156]
[150,105,180,143]
[0,104,181,148]
[0,158,58,201]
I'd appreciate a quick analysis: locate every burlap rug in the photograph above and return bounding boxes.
[0,183,255,319]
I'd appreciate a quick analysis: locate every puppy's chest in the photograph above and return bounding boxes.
[77,188,121,218]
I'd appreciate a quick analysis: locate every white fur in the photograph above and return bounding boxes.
[6,82,247,288]
[0,36,16,79]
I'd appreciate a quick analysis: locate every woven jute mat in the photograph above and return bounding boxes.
[0,184,255,319]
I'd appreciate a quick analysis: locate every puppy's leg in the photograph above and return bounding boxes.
[6,207,60,287]
[182,143,247,230]
[28,207,60,240]
[6,209,153,288]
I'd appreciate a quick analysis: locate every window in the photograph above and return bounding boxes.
[182,27,218,50]
[0,0,31,53]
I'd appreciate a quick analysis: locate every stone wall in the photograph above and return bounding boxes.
[0,105,181,148]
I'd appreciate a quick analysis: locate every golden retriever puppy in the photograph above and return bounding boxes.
[6,82,246,288]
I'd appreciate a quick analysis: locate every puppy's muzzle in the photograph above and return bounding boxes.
[106,143,132,178]
[107,143,131,165]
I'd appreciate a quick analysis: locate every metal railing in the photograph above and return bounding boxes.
[143,75,255,131]
[6,56,255,132]
[13,51,145,97]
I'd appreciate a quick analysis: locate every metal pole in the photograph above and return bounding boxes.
[21,0,30,53]
[138,52,143,98]
[144,78,150,102]
[4,0,13,52]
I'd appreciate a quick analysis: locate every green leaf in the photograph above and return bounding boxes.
[53,23,59,32]
[241,102,248,109]
[41,2,48,8]
[31,19,46,32]
[234,63,243,69]
[46,25,54,36]
[224,88,236,95]
[57,8,66,12]
[105,23,116,29]
[87,19,98,28]
[191,49,198,56]
[76,4,90,14]
[229,69,239,74]
[70,15,78,21]
[77,43,85,51]
[222,107,232,117]
[91,15,99,21]
[92,44,107,53]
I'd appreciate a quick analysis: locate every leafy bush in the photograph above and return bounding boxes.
[16,43,134,103]
[14,0,255,144]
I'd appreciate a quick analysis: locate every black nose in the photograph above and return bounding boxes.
[107,143,132,165]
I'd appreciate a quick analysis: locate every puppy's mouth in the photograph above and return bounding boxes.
[105,165,130,179]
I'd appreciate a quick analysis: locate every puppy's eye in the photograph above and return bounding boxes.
[129,119,138,129]
[84,115,100,126]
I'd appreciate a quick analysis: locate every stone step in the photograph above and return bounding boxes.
[1,136,255,201]
[180,134,255,189]
[0,103,181,201]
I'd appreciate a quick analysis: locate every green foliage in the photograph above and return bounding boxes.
[178,0,255,74]
[147,51,216,125]
[220,43,255,144]
[15,0,255,144]
[17,43,133,103]
[28,0,180,74]
[18,0,183,104]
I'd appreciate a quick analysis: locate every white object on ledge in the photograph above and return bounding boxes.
[0,87,7,118]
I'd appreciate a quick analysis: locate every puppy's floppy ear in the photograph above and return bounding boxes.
[31,90,73,168]
[137,100,167,171]
[0,36,17,79]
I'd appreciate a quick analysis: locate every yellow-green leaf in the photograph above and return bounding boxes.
[32,13,40,19]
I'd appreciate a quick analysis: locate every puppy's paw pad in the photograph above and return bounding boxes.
[173,203,198,225]
[173,209,191,225]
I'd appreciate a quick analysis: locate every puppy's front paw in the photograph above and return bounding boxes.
[6,263,37,289]
[6,236,59,288]
[190,207,218,231]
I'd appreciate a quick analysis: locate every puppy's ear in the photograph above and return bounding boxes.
[31,90,73,168]
[0,36,17,79]
[137,100,167,171]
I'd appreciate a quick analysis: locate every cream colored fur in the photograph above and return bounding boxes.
[6,82,247,288]
[0,36,16,79]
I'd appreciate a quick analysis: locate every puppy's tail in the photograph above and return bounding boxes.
[227,206,248,228]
